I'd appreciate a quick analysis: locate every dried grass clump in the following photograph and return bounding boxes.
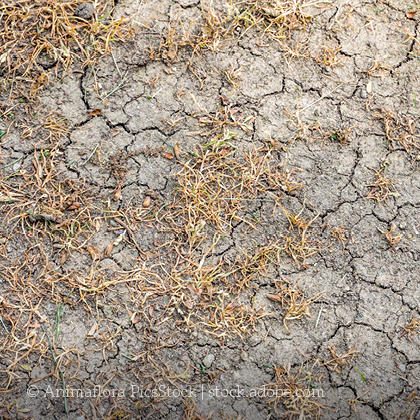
[372,109,420,166]
[400,315,420,341]
[378,222,403,252]
[321,344,359,374]
[267,277,323,332]
[330,224,349,253]
[196,0,315,49]
[160,146,302,243]
[0,0,132,97]
[1,146,99,257]
[124,252,269,340]
[278,203,322,267]
[126,144,325,339]
[366,166,399,206]
[266,362,329,419]
[144,0,325,62]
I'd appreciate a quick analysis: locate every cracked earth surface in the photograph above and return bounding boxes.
[1,0,420,419]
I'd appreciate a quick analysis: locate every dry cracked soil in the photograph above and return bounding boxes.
[1,0,420,419]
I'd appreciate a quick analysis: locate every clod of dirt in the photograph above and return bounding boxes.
[36,53,57,70]
[74,3,95,19]
[144,189,160,199]
[203,354,214,368]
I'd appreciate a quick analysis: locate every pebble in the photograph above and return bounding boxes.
[74,3,95,19]
[202,354,214,368]
[13,162,21,171]
[399,364,406,373]
[360,89,367,99]
[399,222,407,230]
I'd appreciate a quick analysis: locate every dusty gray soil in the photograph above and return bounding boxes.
[1,0,420,419]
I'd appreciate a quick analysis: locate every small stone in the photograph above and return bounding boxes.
[241,351,249,362]
[203,354,214,368]
[399,222,407,230]
[74,3,95,19]
[13,162,21,171]
[360,89,367,99]
[399,364,406,373]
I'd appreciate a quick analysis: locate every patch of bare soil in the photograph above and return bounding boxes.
[1,1,420,419]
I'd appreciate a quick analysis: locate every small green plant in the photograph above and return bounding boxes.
[352,365,366,384]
